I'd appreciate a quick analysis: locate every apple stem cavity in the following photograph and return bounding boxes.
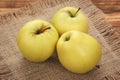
[65,35,70,41]
[41,27,51,33]
[35,27,51,35]
[74,7,81,17]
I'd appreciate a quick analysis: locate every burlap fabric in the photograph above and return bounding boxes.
[0,0,120,80]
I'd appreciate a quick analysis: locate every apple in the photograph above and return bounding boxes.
[17,19,59,62]
[52,7,89,35]
[57,30,101,73]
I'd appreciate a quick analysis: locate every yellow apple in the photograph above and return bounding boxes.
[17,19,59,62]
[52,7,89,35]
[57,30,101,73]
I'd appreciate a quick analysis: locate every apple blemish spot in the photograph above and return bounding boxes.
[96,65,100,69]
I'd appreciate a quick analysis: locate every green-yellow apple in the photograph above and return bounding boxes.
[57,30,101,73]
[17,19,59,62]
[52,7,89,35]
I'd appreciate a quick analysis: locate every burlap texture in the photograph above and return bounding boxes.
[0,0,120,80]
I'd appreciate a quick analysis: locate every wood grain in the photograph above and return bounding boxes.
[92,0,120,12]
[105,12,120,27]
[0,0,34,14]
[0,0,34,8]
[0,0,120,33]
[91,0,120,33]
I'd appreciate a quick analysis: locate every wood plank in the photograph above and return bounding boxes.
[0,8,19,14]
[0,0,119,33]
[91,0,120,12]
[0,0,120,13]
[105,12,120,27]
[91,0,120,33]
[0,0,119,11]
[0,0,35,8]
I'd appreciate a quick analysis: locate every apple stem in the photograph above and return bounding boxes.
[35,27,51,34]
[41,27,51,33]
[74,7,81,17]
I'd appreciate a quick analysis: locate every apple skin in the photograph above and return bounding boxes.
[17,19,59,62]
[52,7,89,35]
[57,30,101,73]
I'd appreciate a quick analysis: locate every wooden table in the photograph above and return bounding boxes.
[0,0,120,33]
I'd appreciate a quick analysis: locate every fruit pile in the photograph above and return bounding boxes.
[17,7,102,74]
